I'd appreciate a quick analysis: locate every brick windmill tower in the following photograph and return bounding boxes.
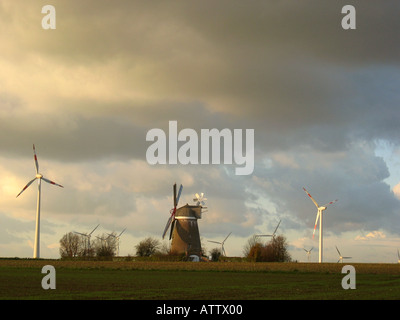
[162,184,207,257]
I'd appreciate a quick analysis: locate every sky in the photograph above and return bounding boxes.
[0,1,399,263]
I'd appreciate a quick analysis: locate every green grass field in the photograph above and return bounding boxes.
[0,259,399,300]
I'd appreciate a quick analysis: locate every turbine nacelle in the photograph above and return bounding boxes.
[36,173,43,179]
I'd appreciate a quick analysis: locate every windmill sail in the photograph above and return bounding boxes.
[162,183,183,240]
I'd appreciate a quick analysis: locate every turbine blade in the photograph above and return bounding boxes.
[33,144,39,174]
[16,177,37,197]
[312,211,320,239]
[207,240,222,244]
[303,187,319,208]
[223,232,232,243]
[273,220,281,235]
[41,177,64,188]
[118,228,126,237]
[336,246,341,256]
[322,199,338,207]
[89,224,100,235]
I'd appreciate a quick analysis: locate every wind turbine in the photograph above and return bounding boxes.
[255,220,281,239]
[107,228,126,256]
[397,249,400,264]
[16,144,63,259]
[96,234,111,248]
[336,246,351,263]
[208,232,232,256]
[303,187,337,263]
[303,247,313,262]
[74,224,100,254]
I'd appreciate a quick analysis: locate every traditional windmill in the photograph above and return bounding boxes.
[162,183,206,257]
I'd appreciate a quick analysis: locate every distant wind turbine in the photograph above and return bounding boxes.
[107,228,126,256]
[255,220,281,239]
[303,247,313,262]
[16,144,63,258]
[74,224,100,254]
[303,187,337,263]
[336,246,351,263]
[96,234,111,246]
[208,232,232,256]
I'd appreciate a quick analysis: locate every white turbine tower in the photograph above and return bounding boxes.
[303,187,337,263]
[16,144,63,259]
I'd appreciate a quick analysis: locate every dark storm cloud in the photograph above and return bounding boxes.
[3,1,400,154]
[0,110,146,161]
[252,143,400,235]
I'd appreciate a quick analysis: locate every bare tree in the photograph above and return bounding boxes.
[246,235,291,262]
[59,232,81,258]
[135,237,161,257]
[243,235,263,257]
[209,247,222,261]
[268,235,291,262]
[93,232,118,258]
